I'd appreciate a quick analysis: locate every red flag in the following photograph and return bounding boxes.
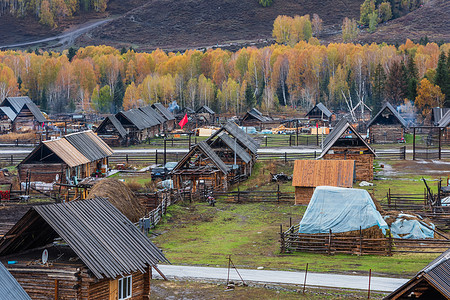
[179,113,188,129]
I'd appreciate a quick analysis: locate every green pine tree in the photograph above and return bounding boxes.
[113,73,125,113]
[434,52,449,105]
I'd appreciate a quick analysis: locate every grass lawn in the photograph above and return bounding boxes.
[152,200,438,277]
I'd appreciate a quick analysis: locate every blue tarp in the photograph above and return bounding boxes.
[385,214,434,239]
[299,186,388,234]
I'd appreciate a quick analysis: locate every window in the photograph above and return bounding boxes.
[118,275,132,300]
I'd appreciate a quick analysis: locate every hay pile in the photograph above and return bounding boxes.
[336,225,385,239]
[88,178,144,222]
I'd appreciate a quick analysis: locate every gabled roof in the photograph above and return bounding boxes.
[366,102,407,128]
[152,103,175,121]
[64,131,113,162]
[432,107,450,125]
[318,118,376,159]
[196,105,215,115]
[0,106,16,121]
[0,198,169,280]
[139,105,164,126]
[212,121,259,155]
[117,109,157,130]
[97,115,127,138]
[292,160,354,188]
[438,110,450,128]
[173,141,229,174]
[43,138,91,168]
[243,108,272,122]
[386,248,450,299]
[1,96,33,114]
[18,102,47,123]
[0,263,31,300]
[306,102,333,119]
[215,133,252,164]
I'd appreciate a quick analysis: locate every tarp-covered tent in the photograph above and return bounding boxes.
[299,186,387,234]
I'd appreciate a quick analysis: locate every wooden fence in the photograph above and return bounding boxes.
[381,189,428,211]
[213,187,294,203]
[280,224,450,256]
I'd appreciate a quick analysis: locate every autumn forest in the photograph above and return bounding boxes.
[0,39,449,121]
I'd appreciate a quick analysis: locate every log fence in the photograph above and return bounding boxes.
[280,224,450,256]
[213,186,294,203]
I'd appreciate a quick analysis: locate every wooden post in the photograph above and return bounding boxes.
[155,149,158,164]
[368,269,372,299]
[277,184,280,203]
[303,263,308,294]
[126,154,129,164]
[164,137,167,166]
[388,188,391,207]
[328,229,332,255]
[413,127,416,160]
[189,133,191,149]
[280,224,285,253]
[265,136,268,147]
[359,226,363,256]
[439,128,442,160]
[388,225,392,256]
[296,119,299,146]
[10,155,13,165]
[54,279,58,300]
[284,152,287,163]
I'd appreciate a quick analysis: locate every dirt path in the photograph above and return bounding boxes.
[0,18,113,49]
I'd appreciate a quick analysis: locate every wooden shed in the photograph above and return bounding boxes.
[367,102,407,143]
[292,160,355,205]
[151,103,176,131]
[305,102,334,125]
[115,109,160,144]
[171,141,230,192]
[195,105,216,125]
[95,115,128,146]
[0,197,169,299]
[385,248,450,299]
[318,118,376,181]
[241,108,275,129]
[1,96,47,132]
[0,106,16,133]
[18,130,113,191]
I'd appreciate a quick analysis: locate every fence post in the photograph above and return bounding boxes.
[314,151,316,159]
[359,226,363,256]
[402,146,406,160]
[284,152,287,163]
[237,187,240,203]
[10,155,13,165]
[388,225,392,256]
[328,229,332,255]
[126,154,129,164]
[280,224,285,253]
[388,189,391,207]
[277,184,280,203]
[155,149,158,164]
[265,136,268,147]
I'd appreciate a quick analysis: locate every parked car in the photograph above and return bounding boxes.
[164,161,178,172]
[151,165,167,180]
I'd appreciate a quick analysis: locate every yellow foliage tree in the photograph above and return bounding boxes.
[415,78,445,119]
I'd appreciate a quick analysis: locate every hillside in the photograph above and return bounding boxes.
[77,0,363,51]
[358,0,450,44]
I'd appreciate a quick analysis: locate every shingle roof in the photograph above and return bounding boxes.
[0,263,31,300]
[0,198,169,280]
[44,138,91,168]
[196,105,215,115]
[139,106,164,125]
[306,102,333,118]
[244,108,272,122]
[292,160,354,188]
[152,103,175,121]
[64,131,114,162]
[318,118,375,159]
[216,133,252,164]
[1,96,33,114]
[223,121,259,154]
[366,102,408,128]
[438,110,450,128]
[117,109,157,130]
[386,249,450,299]
[197,141,229,174]
[0,106,16,121]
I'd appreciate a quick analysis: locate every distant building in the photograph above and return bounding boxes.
[0,96,46,132]
[305,102,334,124]
[367,102,408,143]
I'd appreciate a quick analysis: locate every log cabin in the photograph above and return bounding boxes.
[95,115,128,146]
[0,197,169,300]
[17,130,113,190]
[0,96,47,132]
[305,102,334,126]
[195,105,216,125]
[318,118,376,181]
[241,108,277,129]
[151,103,176,132]
[0,106,16,133]
[114,109,160,144]
[367,102,408,143]
[171,141,230,192]
[292,160,355,205]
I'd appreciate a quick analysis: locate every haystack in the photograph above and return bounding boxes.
[87,178,144,222]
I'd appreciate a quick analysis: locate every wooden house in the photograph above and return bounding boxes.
[95,115,128,146]
[115,109,159,144]
[367,102,408,143]
[171,141,230,192]
[292,160,355,205]
[0,263,31,300]
[207,121,259,160]
[241,108,274,129]
[17,130,113,188]
[0,197,169,299]
[305,102,334,125]
[207,132,254,176]
[1,96,46,132]
[151,103,176,131]
[385,248,450,299]
[318,118,376,181]
[195,105,216,125]
[139,105,165,133]
[0,106,16,133]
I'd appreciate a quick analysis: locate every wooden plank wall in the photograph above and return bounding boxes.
[294,187,315,205]
[370,125,403,143]
[324,154,374,181]
[18,163,65,183]
[88,271,146,300]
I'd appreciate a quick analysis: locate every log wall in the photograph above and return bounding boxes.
[88,270,148,300]
[18,163,66,183]
[369,124,403,143]
[323,153,373,181]
[294,187,315,205]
